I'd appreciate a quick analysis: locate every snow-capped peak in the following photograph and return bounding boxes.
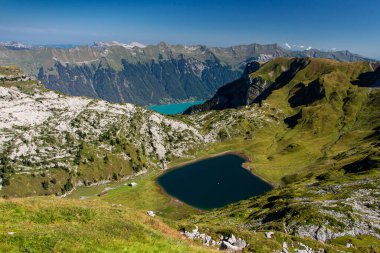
[284,42,312,51]
[184,45,199,51]
[93,41,146,49]
[0,41,32,49]
[127,42,146,49]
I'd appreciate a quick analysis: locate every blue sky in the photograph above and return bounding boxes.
[0,0,379,59]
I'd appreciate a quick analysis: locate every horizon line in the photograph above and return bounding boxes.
[0,40,371,56]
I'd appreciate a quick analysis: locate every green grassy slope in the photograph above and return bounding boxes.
[0,66,23,76]
[178,58,380,251]
[183,58,378,185]
[0,197,214,253]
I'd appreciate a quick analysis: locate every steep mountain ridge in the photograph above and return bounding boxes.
[185,57,379,114]
[0,42,373,105]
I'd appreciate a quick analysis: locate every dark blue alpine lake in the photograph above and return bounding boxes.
[157,154,272,210]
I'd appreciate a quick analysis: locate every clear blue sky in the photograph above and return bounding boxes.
[0,0,379,59]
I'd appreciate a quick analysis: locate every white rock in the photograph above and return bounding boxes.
[265,231,274,238]
[228,234,236,244]
[234,239,247,250]
[220,241,240,251]
[282,241,289,253]
[129,182,137,187]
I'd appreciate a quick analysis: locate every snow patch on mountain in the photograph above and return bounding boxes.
[284,42,313,51]
[93,41,146,49]
[184,46,199,51]
[0,41,32,49]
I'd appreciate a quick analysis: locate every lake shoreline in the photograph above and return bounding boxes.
[153,176,207,213]
[166,150,275,187]
[155,151,274,210]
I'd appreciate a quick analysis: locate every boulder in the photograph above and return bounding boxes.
[265,231,274,238]
[220,241,240,251]
[282,241,289,253]
[129,182,137,187]
[228,234,236,244]
[234,238,247,249]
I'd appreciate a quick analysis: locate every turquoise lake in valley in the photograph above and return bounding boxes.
[157,154,272,210]
[148,101,204,115]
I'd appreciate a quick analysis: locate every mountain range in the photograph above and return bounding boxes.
[0,41,374,105]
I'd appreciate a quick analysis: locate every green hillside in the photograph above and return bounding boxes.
[179,58,380,252]
[0,197,213,253]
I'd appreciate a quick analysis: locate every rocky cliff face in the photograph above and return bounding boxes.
[0,42,373,105]
[37,58,240,104]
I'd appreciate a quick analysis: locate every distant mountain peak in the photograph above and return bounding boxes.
[93,41,146,49]
[127,41,147,48]
[284,43,313,51]
[0,41,32,49]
